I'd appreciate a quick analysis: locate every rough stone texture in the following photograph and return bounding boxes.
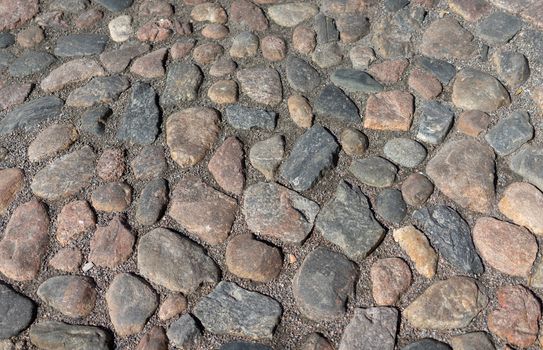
[136,326,167,350]
[49,248,82,273]
[293,248,358,321]
[56,200,95,245]
[499,182,543,235]
[0,83,32,111]
[338,307,398,350]
[131,146,167,180]
[420,17,476,59]
[492,50,530,87]
[194,282,282,339]
[41,58,105,92]
[349,157,397,188]
[208,137,245,195]
[452,69,510,112]
[0,168,24,215]
[456,111,491,137]
[404,277,488,329]
[29,321,110,350]
[225,105,276,130]
[384,138,426,168]
[286,57,321,93]
[158,294,187,321]
[510,145,543,191]
[416,101,454,145]
[54,34,108,57]
[476,12,522,45]
[331,69,383,93]
[0,96,64,135]
[167,314,201,349]
[401,173,434,207]
[100,42,150,73]
[249,135,284,180]
[8,51,56,78]
[314,85,359,123]
[300,333,334,350]
[230,0,268,31]
[485,111,533,156]
[66,75,130,107]
[28,123,78,162]
[237,68,282,106]
[371,258,411,306]
[117,82,160,145]
[340,128,368,156]
[268,3,318,27]
[368,59,408,85]
[130,48,167,78]
[0,283,35,338]
[226,234,282,282]
[0,0,39,31]
[161,63,203,107]
[450,332,495,350]
[89,216,134,268]
[135,178,168,226]
[37,275,96,318]
[91,182,132,212]
[96,148,124,182]
[449,0,491,21]
[408,68,442,100]
[375,188,407,224]
[364,91,414,131]
[393,225,437,278]
[402,339,451,350]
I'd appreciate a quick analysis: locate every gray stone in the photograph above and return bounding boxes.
[50,0,89,13]
[0,32,14,48]
[492,51,530,87]
[372,8,422,58]
[0,283,35,339]
[220,342,272,350]
[267,3,318,27]
[54,34,108,57]
[450,332,495,350]
[339,307,398,350]
[476,12,522,45]
[311,42,342,68]
[230,31,259,58]
[80,105,111,136]
[337,14,370,43]
[376,189,407,224]
[37,275,96,318]
[510,145,543,191]
[293,248,358,321]
[225,105,276,130]
[520,29,543,66]
[131,145,167,180]
[416,101,454,144]
[0,96,63,135]
[135,178,168,226]
[413,205,484,275]
[8,51,55,77]
[315,14,339,44]
[279,125,339,191]
[29,321,111,350]
[66,75,130,107]
[485,111,533,156]
[384,138,426,168]
[0,51,15,69]
[316,181,385,259]
[137,228,219,293]
[167,314,201,349]
[331,69,383,93]
[249,135,284,180]
[349,157,397,188]
[94,0,133,11]
[385,0,409,11]
[414,56,456,84]
[314,85,359,123]
[420,17,476,60]
[286,57,321,93]
[194,281,282,339]
[31,146,95,201]
[161,63,203,107]
[100,41,150,73]
[116,82,159,145]
[401,339,451,350]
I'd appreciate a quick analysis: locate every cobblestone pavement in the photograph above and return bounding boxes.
[1,0,543,349]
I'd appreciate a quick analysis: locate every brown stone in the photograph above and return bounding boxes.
[201,23,228,39]
[0,198,49,281]
[321,0,375,17]
[532,86,543,112]
[193,43,223,65]
[408,68,442,100]
[420,17,477,59]
[208,80,238,104]
[89,216,135,268]
[166,107,220,168]
[261,35,286,61]
[0,83,32,110]
[225,234,283,282]
[49,247,82,272]
[337,14,370,43]
[300,333,334,350]
[208,137,245,195]
[170,40,195,60]
[426,138,495,213]
[169,177,237,245]
[364,91,414,131]
[340,128,368,156]
[349,45,375,69]
[448,0,492,21]
[370,258,412,305]
[136,19,178,42]
[288,95,313,128]
[488,285,541,348]
[0,168,24,215]
[499,182,543,236]
[293,25,316,55]
[91,182,132,213]
[230,0,268,31]
[158,294,187,321]
[75,9,103,29]
[96,148,125,182]
[130,48,167,78]
[452,69,511,112]
[139,0,173,17]
[401,173,434,207]
[393,225,437,279]
[368,59,409,85]
[27,123,78,162]
[56,200,96,246]
[136,326,167,350]
[41,58,105,93]
[456,110,491,137]
[0,0,39,31]
[16,25,44,48]
[37,275,96,318]
[209,56,236,77]
[520,1,543,30]
[237,67,282,106]
[191,2,227,24]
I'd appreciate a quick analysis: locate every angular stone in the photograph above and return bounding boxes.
[413,205,484,274]
[54,34,108,57]
[221,342,272,350]
[349,45,375,70]
[488,285,541,348]
[420,17,476,59]
[29,321,110,350]
[0,0,38,31]
[161,63,203,107]
[314,85,359,123]
[449,0,492,21]
[49,247,82,273]
[100,41,150,73]
[66,75,130,107]
[28,123,78,162]
[193,43,223,65]
[473,217,537,277]
[56,200,95,245]
[384,138,426,168]
[405,277,487,329]
[194,285,278,342]
[166,107,220,167]
[426,139,495,213]
[372,8,422,58]
[96,148,124,182]
[237,68,282,106]
[116,82,159,145]
[137,228,220,293]
[364,91,414,131]
[331,69,383,93]
[401,173,433,207]
[208,80,238,104]
[158,294,187,321]
[95,0,133,11]
[337,14,369,43]
[340,128,368,156]
[130,48,166,78]
[37,275,96,318]
[167,314,201,349]
[311,42,343,68]
[293,248,357,321]
[288,95,313,128]
[452,69,510,112]
[106,273,157,336]
[314,14,338,44]
[75,8,103,29]
[368,59,409,85]
[339,307,398,350]
[131,146,166,180]
[286,57,321,93]
[476,12,522,45]
[243,182,319,244]
[89,216,134,268]
[510,145,543,191]
[225,105,276,130]
[169,177,237,245]
[268,3,318,27]
[136,179,168,226]
[0,32,14,48]
[316,181,384,259]
[486,111,533,156]
[8,51,55,78]
[0,96,64,135]
[249,135,284,180]
[393,225,437,278]
[349,157,397,188]
[371,258,411,306]
[456,110,490,137]
[136,326,167,350]
[416,101,454,144]
[79,105,111,136]
[0,83,32,111]
[414,56,456,84]
[0,283,35,338]
[91,182,131,212]
[230,0,268,31]
[499,182,543,235]
[0,168,23,215]
[492,51,530,87]
[408,68,442,100]
[402,339,451,350]
[41,58,105,93]
[208,137,244,195]
[375,188,407,224]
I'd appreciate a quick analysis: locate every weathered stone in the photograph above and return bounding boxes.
[337,14,369,43]
[288,95,313,128]
[314,14,338,44]
[476,12,522,45]
[89,216,134,268]
[194,282,282,339]
[8,51,55,78]
[340,128,368,156]
[450,332,495,350]
[66,75,130,107]
[79,105,111,136]
[401,173,433,207]
[136,179,168,226]
[416,101,454,144]
[193,43,223,65]
[16,26,44,48]
[237,68,282,106]
[312,42,343,68]
[0,0,39,31]
[402,339,451,350]
[372,8,421,59]
[130,48,167,78]
[293,26,316,54]
[268,3,318,27]
[371,258,411,305]
[449,0,491,21]
[0,283,35,338]
[169,177,237,245]
[109,15,132,42]
[293,248,357,321]
[485,111,533,156]
[100,42,150,73]
[226,234,282,282]
[229,31,259,58]
[139,0,172,17]
[208,137,244,195]
[0,83,32,111]
[49,248,82,273]
[510,145,543,191]
[261,35,286,61]
[158,294,187,321]
[137,228,219,293]
[375,188,407,224]
[414,56,456,84]
[96,148,124,182]
[364,91,414,131]
[384,138,426,168]
[499,182,543,235]
[452,69,510,112]
[300,333,333,350]
[0,168,23,215]
[349,157,397,188]
[225,105,276,130]
[393,225,437,278]
[408,68,442,100]
[28,123,78,162]
[0,32,14,48]
[117,82,159,145]
[492,51,530,87]
[161,63,203,107]
[349,45,375,69]
[56,200,95,245]
[54,34,108,57]
[95,0,133,11]
[202,24,229,39]
[230,0,268,31]
[339,307,398,350]
[220,342,272,350]
[75,8,103,29]
[331,69,383,93]
[167,314,201,349]
[131,145,167,180]
[29,321,110,350]
[368,59,408,85]
[208,80,238,104]
[191,2,226,24]
[37,275,96,318]
[0,96,64,135]
[136,326,167,350]
[41,58,105,93]
[420,17,476,59]
[456,110,490,137]
[249,135,284,180]
[286,57,321,93]
[314,85,359,123]
[91,182,131,212]
[413,205,484,274]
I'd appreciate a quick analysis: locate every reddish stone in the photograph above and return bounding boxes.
[158,294,187,321]
[139,0,173,17]
[75,9,103,29]
[56,200,96,246]
[230,0,268,31]
[96,148,125,182]
[0,168,24,215]
[28,124,79,162]
[0,83,32,111]
[191,2,227,24]
[89,216,135,268]
[192,43,223,65]
[37,275,96,318]
[401,173,434,207]
[364,91,414,131]
[448,0,492,21]
[207,80,238,104]
[91,182,132,213]
[41,58,105,93]
[137,19,188,42]
[368,59,409,84]
[0,0,39,31]
[499,182,543,236]
[293,26,316,55]
[208,137,245,195]
[408,68,442,100]
[370,258,412,305]
[130,48,167,78]
[49,247,82,272]
[261,35,286,61]
[170,40,195,60]
[136,326,167,350]
[201,24,228,39]
[456,110,490,137]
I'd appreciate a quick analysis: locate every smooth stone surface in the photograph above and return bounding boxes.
[286,57,321,93]
[208,137,245,195]
[89,216,134,268]
[54,34,108,57]
[0,168,24,215]
[41,58,105,93]
[476,12,522,45]
[8,51,56,77]
[375,188,407,224]
[0,283,35,339]
[414,56,456,84]
[135,178,168,226]
[402,339,451,350]
[95,0,133,11]
[401,173,434,207]
[499,182,543,235]
[314,85,359,123]
[136,326,167,350]
[28,123,78,162]
[450,332,495,350]
[338,307,398,350]
[0,96,64,135]
[267,3,318,27]
[393,225,438,278]
[416,101,454,144]
[56,200,95,245]
[225,105,277,130]
[37,275,96,318]
[510,145,543,191]
[66,75,130,107]
[452,69,510,112]
[249,135,284,180]
[420,17,476,59]
[371,258,412,305]
[90,182,132,212]
[131,145,167,180]
[485,111,533,156]
[384,138,426,168]
[29,321,111,350]
[349,157,397,188]
[331,69,383,93]
[492,50,530,87]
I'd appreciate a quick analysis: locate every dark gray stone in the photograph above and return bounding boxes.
[50,0,89,13]
[116,82,159,145]
[315,14,339,44]
[225,104,276,130]
[131,145,167,180]
[349,157,397,188]
[451,332,495,350]
[135,178,168,226]
[220,342,272,350]
[413,205,484,275]
[167,314,201,349]
[0,51,15,69]
[54,34,108,57]
[161,63,203,107]
[0,33,15,48]
[66,75,130,107]
[385,0,410,11]
[194,281,282,339]
[94,0,133,11]
[414,56,456,84]
[8,51,56,77]
[510,145,543,191]
[314,85,359,123]
[376,189,407,224]
[492,51,530,87]
[316,181,385,259]
[286,57,321,93]
[331,69,383,93]
[0,283,35,339]
[416,101,454,144]
[279,125,339,191]
[519,30,543,66]
[485,111,533,156]
[476,12,522,45]
[29,321,111,350]
[339,307,398,350]
[0,96,64,135]
[80,105,111,136]
[372,7,422,58]
[384,138,426,168]
[293,247,358,321]
[402,339,451,350]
